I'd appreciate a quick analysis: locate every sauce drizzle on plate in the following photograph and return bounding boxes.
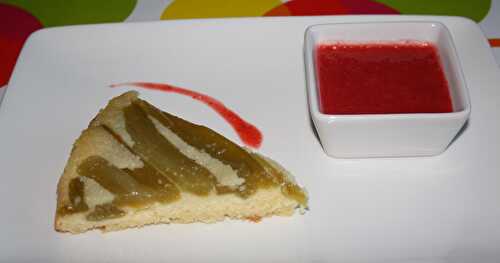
[110,82,263,149]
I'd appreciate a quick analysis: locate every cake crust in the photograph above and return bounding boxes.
[55,92,307,234]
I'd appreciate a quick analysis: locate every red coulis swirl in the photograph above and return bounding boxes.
[110,82,262,149]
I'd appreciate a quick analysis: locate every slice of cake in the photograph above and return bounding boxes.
[55,91,307,233]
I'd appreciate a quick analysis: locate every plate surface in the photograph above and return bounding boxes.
[1,16,500,262]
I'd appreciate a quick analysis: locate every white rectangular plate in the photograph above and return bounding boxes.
[1,16,499,262]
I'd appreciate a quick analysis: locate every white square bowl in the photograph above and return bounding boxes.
[304,21,471,158]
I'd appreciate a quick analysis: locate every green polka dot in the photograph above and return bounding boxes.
[3,0,137,27]
[375,0,491,22]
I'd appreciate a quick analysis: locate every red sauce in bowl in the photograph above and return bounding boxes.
[315,42,453,115]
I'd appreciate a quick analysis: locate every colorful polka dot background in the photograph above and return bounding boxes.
[1,0,499,89]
